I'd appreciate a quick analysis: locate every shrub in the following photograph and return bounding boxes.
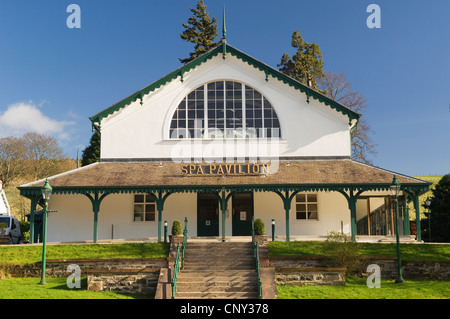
[254,218,265,235]
[171,220,182,236]
[322,231,360,274]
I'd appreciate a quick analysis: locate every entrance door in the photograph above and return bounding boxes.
[232,193,253,236]
[197,193,219,236]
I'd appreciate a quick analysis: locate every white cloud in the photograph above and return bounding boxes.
[0,101,75,140]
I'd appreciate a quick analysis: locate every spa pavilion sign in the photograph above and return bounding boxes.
[181,163,270,176]
[19,34,430,244]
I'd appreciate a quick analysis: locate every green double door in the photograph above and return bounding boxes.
[197,193,253,237]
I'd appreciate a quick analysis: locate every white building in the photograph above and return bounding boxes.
[19,39,429,243]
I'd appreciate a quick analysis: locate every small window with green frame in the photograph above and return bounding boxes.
[295,193,318,220]
[133,194,156,222]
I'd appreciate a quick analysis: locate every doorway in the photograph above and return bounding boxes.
[197,193,219,236]
[232,193,253,236]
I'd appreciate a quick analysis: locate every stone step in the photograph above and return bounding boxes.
[182,266,255,271]
[177,275,257,283]
[171,241,259,299]
[183,260,254,266]
[177,283,257,292]
[174,291,259,299]
[177,270,257,277]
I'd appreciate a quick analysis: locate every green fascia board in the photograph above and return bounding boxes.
[89,43,360,127]
[18,182,429,198]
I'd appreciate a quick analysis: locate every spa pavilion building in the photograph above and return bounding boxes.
[19,38,430,244]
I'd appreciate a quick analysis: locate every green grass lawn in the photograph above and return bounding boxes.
[0,242,169,264]
[277,276,450,299]
[1,241,449,299]
[268,241,450,262]
[0,277,152,299]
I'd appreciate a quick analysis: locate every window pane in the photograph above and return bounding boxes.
[308,211,318,220]
[134,205,144,221]
[296,212,306,219]
[296,194,306,202]
[134,195,144,203]
[170,81,281,139]
[145,195,155,202]
[296,204,306,212]
[307,194,317,202]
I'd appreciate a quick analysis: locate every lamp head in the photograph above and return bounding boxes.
[390,175,401,197]
[41,179,53,201]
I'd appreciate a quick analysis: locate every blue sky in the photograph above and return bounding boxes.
[0,0,448,176]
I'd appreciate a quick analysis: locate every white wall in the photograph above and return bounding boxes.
[100,54,351,161]
[46,191,351,242]
[254,191,351,238]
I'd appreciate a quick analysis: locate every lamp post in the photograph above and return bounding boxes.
[164,221,168,243]
[390,175,404,283]
[425,197,431,242]
[271,219,275,242]
[39,179,52,285]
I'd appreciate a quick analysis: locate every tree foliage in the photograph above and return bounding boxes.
[318,71,376,164]
[0,137,27,187]
[81,131,100,167]
[0,133,70,185]
[278,30,325,90]
[425,174,450,242]
[279,30,376,164]
[180,0,218,64]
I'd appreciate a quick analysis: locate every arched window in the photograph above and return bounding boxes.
[169,81,281,139]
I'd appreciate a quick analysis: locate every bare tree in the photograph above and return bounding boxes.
[23,132,65,180]
[319,71,376,164]
[0,137,27,187]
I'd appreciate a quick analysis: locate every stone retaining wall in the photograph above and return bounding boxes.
[269,257,450,280]
[274,267,346,286]
[4,258,166,278]
[87,269,160,294]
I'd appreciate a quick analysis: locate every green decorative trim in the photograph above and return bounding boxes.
[89,43,361,126]
[222,41,226,60]
[19,182,429,198]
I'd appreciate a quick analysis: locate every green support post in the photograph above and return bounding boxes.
[413,195,422,242]
[403,195,410,236]
[274,191,298,242]
[28,197,38,244]
[338,189,363,242]
[284,198,291,242]
[150,191,172,243]
[85,192,109,244]
[215,188,233,242]
[157,201,163,243]
[349,195,357,242]
[221,188,227,242]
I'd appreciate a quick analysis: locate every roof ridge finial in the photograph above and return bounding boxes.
[222,5,226,42]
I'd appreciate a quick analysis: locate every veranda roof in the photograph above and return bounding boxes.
[18,160,430,196]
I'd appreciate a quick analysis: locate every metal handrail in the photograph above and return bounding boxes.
[171,243,181,299]
[182,217,188,269]
[252,218,262,299]
[171,217,188,299]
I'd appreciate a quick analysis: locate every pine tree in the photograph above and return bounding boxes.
[425,174,450,242]
[81,131,100,166]
[180,0,218,64]
[278,30,325,90]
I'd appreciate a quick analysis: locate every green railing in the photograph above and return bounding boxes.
[171,217,188,299]
[252,217,262,299]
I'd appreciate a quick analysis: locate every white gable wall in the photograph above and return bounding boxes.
[100,54,351,161]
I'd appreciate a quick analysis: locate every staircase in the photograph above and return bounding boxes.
[173,241,259,299]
